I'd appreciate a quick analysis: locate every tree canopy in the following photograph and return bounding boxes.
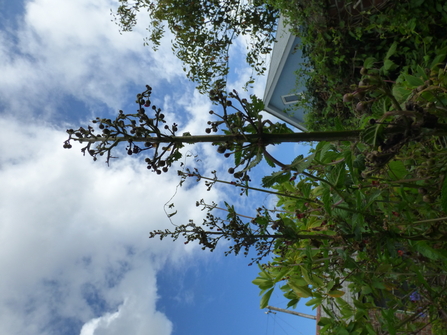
[113,0,278,92]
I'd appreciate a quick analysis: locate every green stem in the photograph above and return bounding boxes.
[184,171,319,204]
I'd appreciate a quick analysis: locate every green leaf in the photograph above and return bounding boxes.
[305,297,322,308]
[371,96,390,116]
[318,317,332,326]
[322,184,332,216]
[361,124,385,147]
[363,57,376,69]
[415,65,428,80]
[383,59,398,74]
[289,282,313,298]
[392,86,412,103]
[385,42,398,61]
[264,152,276,168]
[328,162,346,188]
[234,144,242,166]
[365,190,382,209]
[286,298,299,309]
[327,290,345,298]
[290,153,315,173]
[290,277,309,287]
[245,151,263,171]
[353,154,366,171]
[387,160,408,180]
[413,241,447,261]
[403,73,424,88]
[260,288,274,309]
[252,278,273,290]
[261,171,291,188]
[430,51,447,70]
[273,267,291,284]
[315,142,332,162]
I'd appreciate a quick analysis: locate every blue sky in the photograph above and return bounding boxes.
[0,0,315,334]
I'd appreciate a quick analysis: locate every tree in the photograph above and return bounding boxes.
[66,69,447,333]
[112,0,278,92]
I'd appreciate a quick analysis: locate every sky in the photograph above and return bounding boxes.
[0,1,315,335]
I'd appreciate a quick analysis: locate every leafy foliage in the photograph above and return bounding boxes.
[113,0,278,92]
[266,0,447,131]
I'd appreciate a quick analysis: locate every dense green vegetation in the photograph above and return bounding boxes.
[270,0,447,131]
[114,0,278,93]
[73,1,447,333]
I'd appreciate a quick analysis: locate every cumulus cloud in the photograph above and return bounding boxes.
[0,1,226,323]
[0,0,277,334]
[0,0,184,119]
[0,114,222,335]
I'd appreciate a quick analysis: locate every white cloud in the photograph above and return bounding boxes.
[0,114,222,335]
[0,0,184,118]
[0,1,276,334]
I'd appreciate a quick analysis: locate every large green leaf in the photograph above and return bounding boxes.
[361,124,385,147]
[327,290,345,298]
[252,278,273,290]
[322,183,332,216]
[385,41,398,61]
[403,73,424,88]
[260,288,274,309]
[290,153,315,173]
[288,282,313,298]
[328,162,346,188]
[363,57,377,69]
[413,241,447,261]
[392,85,412,103]
[387,160,408,180]
[261,170,291,188]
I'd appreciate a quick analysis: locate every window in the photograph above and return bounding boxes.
[281,94,299,105]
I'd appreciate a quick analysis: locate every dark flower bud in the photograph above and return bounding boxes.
[355,102,367,112]
[343,93,354,103]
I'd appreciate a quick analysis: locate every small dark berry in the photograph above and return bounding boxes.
[228,167,235,174]
[217,146,226,154]
[233,172,243,179]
